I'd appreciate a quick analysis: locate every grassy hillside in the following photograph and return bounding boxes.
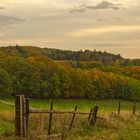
[0,99,140,140]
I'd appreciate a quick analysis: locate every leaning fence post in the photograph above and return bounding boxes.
[48,101,53,135]
[132,102,136,115]
[118,102,121,115]
[88,108,93,121]
[15,95,27,137]
[69,106,77,131]
[90,106,98,126]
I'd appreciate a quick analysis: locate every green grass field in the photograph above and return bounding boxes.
[0,99,140,140]
[1,98,140,111]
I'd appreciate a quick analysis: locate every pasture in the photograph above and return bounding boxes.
[1,98,140,111]
[0,99,140,140]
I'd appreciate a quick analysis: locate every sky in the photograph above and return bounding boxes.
[0,0,140,58]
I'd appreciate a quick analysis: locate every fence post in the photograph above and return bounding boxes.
[88,108,93,121]
[132,102,136,115]
[118,102,121,115]
[69,106,77,131]
[90,106,98,126]
[48,101,53,135]
[15,95,27,137]
[26,98,30,131]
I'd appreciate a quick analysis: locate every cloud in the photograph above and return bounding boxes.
[0,14,25,28]
[69,25,140,37]
[86,1,121,10]
[70,5,86,13]
[0,33,3,37]
[0,6,5,10]
[70,1,123,13]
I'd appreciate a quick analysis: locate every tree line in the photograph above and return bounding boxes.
[0,45,140,66]
[0,46,140,101]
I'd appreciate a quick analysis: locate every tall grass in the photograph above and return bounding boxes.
[0,99,140,139]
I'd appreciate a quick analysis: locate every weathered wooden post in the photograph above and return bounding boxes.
[15,95,27,137]
[26,98,30,130]
[88,108,93,121]
[69,106,77,131]
[48,101,53,135]
[90,106,98,126]
[132,102,136,115]
[118,102,121,115]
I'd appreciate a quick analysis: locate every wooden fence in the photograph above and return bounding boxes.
[15,95,99,137]
[2,95,135,137]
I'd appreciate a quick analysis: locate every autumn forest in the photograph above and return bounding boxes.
[0,46,140,101]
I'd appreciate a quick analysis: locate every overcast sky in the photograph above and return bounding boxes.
[0,0,140,58]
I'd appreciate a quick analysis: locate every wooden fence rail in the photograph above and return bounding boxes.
[29,109,96,115]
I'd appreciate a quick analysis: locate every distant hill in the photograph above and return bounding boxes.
[0,45,139,66]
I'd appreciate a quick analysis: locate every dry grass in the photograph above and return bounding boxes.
[0,111,139,140]
[0,99,140,140]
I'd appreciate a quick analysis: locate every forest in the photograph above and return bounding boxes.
[0,45,140,101]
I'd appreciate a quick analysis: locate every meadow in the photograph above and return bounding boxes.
[0,99,140,140]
